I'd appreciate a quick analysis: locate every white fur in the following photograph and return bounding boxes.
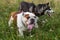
[34,16,39,28]
[46,9,54,13]
[17,12,26,36]
[17,12,38,36]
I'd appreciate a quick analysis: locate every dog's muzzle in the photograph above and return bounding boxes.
[26,18,35,30]
[46,9,54,16]
[30,19,35,24]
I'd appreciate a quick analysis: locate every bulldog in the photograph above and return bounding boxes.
[8,11,38,36]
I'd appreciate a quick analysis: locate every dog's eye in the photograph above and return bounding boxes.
[27,17,30,19]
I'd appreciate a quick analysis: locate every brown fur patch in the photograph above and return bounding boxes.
[10,11,22,20]
[9,11,22,26]
[24,14,29,19]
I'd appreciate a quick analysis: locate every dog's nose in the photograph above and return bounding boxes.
[30,19,35,24]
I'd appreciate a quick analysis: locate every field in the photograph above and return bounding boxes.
[0,0,60,40]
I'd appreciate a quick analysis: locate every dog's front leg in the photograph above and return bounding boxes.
[8,16,14,26]
[18,27,24,37]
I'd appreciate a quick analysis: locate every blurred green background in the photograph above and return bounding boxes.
[0,0,60,40]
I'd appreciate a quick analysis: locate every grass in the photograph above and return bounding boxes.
[0,0,60,40]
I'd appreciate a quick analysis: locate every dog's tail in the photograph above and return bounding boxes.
[8,16,14,26]
[32,0,33,3]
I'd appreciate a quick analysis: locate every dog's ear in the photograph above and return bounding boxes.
[46,2,49,5]
[24,14,29,18]
[29,6,33,12]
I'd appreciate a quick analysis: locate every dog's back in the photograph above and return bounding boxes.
[8,11,22,26]
[18,1,36,12]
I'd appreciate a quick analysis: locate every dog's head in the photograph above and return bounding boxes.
[35,2,54,16]
[22,12,38,29]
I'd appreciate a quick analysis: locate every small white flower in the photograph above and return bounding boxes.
[49,29,53,32]
[45,19,48,22]
[10,27,13,29]
[30,35,34,37]
[42,20,46,23]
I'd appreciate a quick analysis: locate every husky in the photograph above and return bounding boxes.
[35,2,54,16]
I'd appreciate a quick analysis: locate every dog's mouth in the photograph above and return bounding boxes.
[27,24,34,30]
[46,10,54,16]
[27,19,35,30]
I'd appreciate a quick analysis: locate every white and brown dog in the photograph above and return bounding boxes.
[8,11,38,36]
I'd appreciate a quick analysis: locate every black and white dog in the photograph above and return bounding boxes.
[35,2,54,16]
[19,1,54,17]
